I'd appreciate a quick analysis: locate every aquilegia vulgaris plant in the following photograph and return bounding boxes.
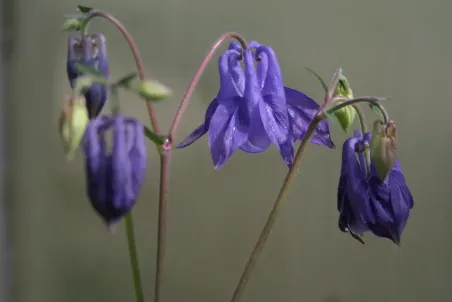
[59,5,414,302]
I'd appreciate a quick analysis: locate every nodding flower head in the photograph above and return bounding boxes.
[67,33,109,118]
[83,115,147,226]
[176,40,334,169]
[337,130,414,245]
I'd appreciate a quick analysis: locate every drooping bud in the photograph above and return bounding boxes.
[137,80,172,101]
[370,120,397,181]
[332,74,356,133]
[63,18,82,31]
[67,33,109,118]
[83,115,147,226]
[58,96,90,160]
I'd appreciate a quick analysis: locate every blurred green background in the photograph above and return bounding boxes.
[6,0,452,301]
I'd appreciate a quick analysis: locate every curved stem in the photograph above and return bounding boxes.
[230,115,324,302]
[81,10,160,133]
[153,32,246,302]
[125,214,145,302]
[353,104,367,134]
[80,11,169,302]
[230,77,341,301]
[329,96,390,124]
[352,104,371,174]
[167,32,247,142]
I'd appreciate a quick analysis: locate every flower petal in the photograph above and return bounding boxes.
[67,35,81,85]
[240,108,271,153]
[83,117,103,171]
[338,137,369,235]
[84,116,109,221]
[112,116,131,209]
[254,45,268,89]
[228,41,242,52]
[342,136,377,225]
[248,41,261,49]
[218,49,244,100]
[284,87,334,148]
[253,47,293,165]
[208,97,249,169]
[176,98,219,148]
[127,118,147,200]
[201,47,254,169]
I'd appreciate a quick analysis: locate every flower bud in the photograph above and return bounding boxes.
[58,96,89,160]
[63,18,82,31]
[67,33,109,118]
[83,115,147,225]
[333,75,356,133]
[137,80,172,101]
[370,120,397,182]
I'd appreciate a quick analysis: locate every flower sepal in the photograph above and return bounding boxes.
[58,95,90,160]
[370,120,397,182]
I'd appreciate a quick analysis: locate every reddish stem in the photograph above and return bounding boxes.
[84,10,165,302]
[153,32,246,302]
[85,11,160,134]
[229,75,341,302]
[83,13,247,302]
[168,32,247,142]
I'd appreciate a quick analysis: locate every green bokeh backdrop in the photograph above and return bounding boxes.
[8,0,452,301]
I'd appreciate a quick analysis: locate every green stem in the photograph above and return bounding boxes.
[230,115,323,302]
[110,87,121,115]
[353,105,368,134]
[352,104,371,174]
[125,214,145,302]
[328,96,390,124]
[80,14,94,36]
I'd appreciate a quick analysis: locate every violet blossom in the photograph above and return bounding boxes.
[337,130,414,245]
[67,33,109,118]
[83,115,147,225]
[176,41,334,169]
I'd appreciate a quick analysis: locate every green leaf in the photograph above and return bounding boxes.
[115,72,138,88]
[77,5,93,13]
[75,63,103,77]
[144,126,165,145]
[305,68,328,94]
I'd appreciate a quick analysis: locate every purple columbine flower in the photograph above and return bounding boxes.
[176,41,334,169]
[67,33,109,118]
[83,115,147,226]
[337,130,414,245]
